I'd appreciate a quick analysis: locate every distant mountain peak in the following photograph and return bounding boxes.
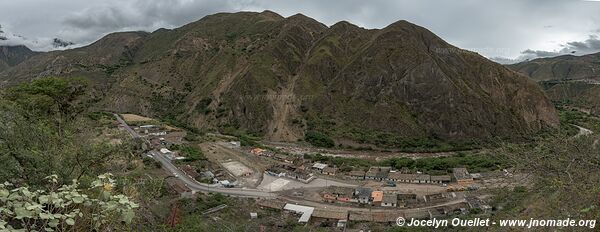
[52,38,74,48]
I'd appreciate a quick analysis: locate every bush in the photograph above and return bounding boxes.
[304,131,335,148]
[179,146,206,162]
[381,153,506,173]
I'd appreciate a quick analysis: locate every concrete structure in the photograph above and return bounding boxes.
[283,204,314,223]
[312,163,328,173]
[222,161,253,177]
[453,168,474,185]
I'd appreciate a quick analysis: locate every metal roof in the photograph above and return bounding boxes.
[283,204,314,223]
[312,163,328,169]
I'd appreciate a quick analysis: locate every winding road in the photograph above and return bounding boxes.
[113,113,472,215]
[114,114,275,198]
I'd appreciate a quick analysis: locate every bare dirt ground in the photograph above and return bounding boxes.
[200,141,276,188]
[120,113,154,122]
[222,161,253,177]
[266,75,302,142]
[479,173,532,190]
[257,174,356,192]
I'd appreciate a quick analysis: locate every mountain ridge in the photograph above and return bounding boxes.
[508,52,600,81]
[0,11,558,147]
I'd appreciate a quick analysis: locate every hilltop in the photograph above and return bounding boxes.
[0,11,558,148]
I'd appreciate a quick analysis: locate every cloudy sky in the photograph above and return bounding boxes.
[1,0,600,63]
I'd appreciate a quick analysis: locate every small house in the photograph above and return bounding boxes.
[354,187,373,204]
[381,193,398,207]
[431,175,452,184]
[453,168,474,185]
[322,166,337,175]
[371,191,383,206]
[365,167,391,181]
[349,170,365,180]
[312,163,328,173]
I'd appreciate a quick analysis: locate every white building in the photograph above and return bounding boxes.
[283,204,314,223]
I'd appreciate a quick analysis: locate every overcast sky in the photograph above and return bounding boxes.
[1,0,600,63]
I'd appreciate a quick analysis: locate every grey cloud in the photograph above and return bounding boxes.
[507,35,600,62]
[1,0,600,58]
[59,0,249,45]
[490,33,600,64]
[0,24,68,51]
[521,49,562,57]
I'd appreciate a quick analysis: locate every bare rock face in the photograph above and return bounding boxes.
[0,11,558,146]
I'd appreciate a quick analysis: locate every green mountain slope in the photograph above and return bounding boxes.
[0,11,558,147]
[508,52,600,116]
[0,45,37,72]
[508,53,600,81]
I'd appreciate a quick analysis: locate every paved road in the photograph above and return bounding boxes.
[114,114,275,198]
[150,150,275,198]
[115,114,141,139]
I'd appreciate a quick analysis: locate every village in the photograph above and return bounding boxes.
[117,114,514,229]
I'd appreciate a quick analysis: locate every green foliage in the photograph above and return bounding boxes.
[381,152,507,174]
[305,152,505,174]
[239,134,260,147]
[304,153,373,170]
[87,111,114,121]
[304,131,335,148]
[494,132,600,221]
[172,145,206,162]
[0,173,137,231]
[0,77,141,186]
[195,97,213,114]
[5,77,88,131]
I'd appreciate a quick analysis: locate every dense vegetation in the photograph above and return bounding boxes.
[0,77,142,230]
[304,131,335,148]
[304,152,505,174]
[381,153,507,174]
[171,144,206,162]
[491,131,600,227]
[0,77,140,185]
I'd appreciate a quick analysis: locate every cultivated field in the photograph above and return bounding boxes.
[120,113,154,122]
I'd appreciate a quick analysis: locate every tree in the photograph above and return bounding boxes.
[6,77,87,137]
[304,131,335,148]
